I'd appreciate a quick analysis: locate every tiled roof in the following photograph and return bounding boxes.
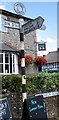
[46,51,59,63]
[0,42,19,53]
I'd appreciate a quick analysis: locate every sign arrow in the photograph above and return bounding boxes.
[4,16,45,34]
[22,16,44,34]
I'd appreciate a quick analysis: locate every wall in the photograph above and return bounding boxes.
[0,15,37,57]
[2,91,59,120]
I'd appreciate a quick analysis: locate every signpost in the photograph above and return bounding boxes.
[22,16,44,34]
[5,16,44,34]
[4,2,47,120]
[4,14,45,100]
[5,20,20,29]
[4,16,44,103]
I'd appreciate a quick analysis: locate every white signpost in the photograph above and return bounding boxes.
[3,2,47,120]
[5,16,44,34]
[4,2,46,103]
[5,20,20,29]
[22,16,44,34]
[4,16,45,103]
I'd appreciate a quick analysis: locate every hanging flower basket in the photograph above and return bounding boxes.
[18,55,33,66]
[25,55,33,65]
[34,56,47,67]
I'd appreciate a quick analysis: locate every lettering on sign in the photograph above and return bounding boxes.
[4,16,44,35]
[22,95,48,120]
[0,97,13,120]
[22,16,44,34]
[5,20,20,29]
[35,91,59,98]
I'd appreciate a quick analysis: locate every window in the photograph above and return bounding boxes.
[38,43,46,51]
[0,53,3,73]
[0,14,7,32]
[5,53,10,73]
[12,54,18,74]
[0,53,18,74]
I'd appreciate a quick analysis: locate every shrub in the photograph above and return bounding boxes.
[2,75,22,93]
[1,72,59,93]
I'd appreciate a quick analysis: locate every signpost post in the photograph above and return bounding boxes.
[5,16,44,103]
[4,2,47,120]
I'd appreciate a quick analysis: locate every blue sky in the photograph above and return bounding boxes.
[0,2,57,55]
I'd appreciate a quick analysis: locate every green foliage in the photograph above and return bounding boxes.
[1,72,59,94]
[2,75,22,93]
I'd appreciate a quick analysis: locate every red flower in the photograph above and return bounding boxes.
[18,55,33,65]
[25,55,33,65]
[18,58,21,65]
[34,56,47,66]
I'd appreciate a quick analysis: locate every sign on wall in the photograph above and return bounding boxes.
[0,97,13,120]
[22,95,48,120]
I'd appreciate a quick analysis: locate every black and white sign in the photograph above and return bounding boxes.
[5,20,20,29]
[22,95,48,120]
[22,16,44,34]
[4,16,44,34]
[0,97,13,120]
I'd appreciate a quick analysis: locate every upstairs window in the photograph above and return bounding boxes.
[38,43,46,51]
[0,14,7,32]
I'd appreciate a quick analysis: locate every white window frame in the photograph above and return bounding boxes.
[38,43,46,51]
[0,14,7,32]
[5,53,10,74]
[0,53,18,75]
[12,54,18,74]
[0,53,4,73]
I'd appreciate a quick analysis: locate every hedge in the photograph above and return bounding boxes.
[0,72,59,93]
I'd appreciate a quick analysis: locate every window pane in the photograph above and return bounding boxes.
[5,54,9,63]
[38,44,46,51]
[13,64,15,73]
[0,54,3,63]
[0,64,3,73]
[5,64,9,73]
[2,23,6,31]
[10,54,12,73]
[1,15,7,32]
[13,55,15,64]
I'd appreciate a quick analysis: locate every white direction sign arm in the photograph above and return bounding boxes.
[22,16,44,34]
[4,20,20,29]
[4,16,45,34]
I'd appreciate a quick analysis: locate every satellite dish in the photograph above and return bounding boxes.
[14,2,26,15]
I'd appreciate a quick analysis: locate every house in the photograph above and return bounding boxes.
[0,9,37,74]
[42,50,59,72]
